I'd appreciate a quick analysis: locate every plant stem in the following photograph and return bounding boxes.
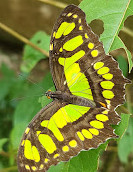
[38,0,67,8]
[0,22,49,57]
[0,166,18,172]
[121,26,133,38]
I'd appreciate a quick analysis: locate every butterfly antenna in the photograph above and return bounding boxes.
[10,94,45,101]
[18,73,45,92]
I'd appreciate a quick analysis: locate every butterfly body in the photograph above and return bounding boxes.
[46,90,96,107]
[17,4,130,172]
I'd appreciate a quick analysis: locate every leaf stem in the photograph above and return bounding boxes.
[107,146,117,152]
[116,105,131,115]
[121,26,133,38]
[0,22,49,57]
[38,0,67,8]
[0,166,18,172]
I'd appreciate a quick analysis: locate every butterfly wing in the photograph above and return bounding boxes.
[49,4,129,109]
[17,5,130,172]
[18,101,120,172]
[17,101,65,172]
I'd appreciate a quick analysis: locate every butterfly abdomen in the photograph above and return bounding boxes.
[46,90,96,108]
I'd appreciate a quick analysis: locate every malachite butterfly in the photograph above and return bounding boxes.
[17,4,130,172]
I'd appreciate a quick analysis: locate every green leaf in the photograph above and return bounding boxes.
[13,96,41,125]
[10,123,27,150]
[118,117,133,163]
[0,64,15,101]
[21,31,50,73]
[0,79,11,101]
[0,138,8,152]
[65,144,107,172]
[39,85,55,107]
[117,55,128,77]
[12,97,42,150]
[80,0,133,72]
[114,113,130,139]
[110,36,133,72]
[48,143,107,172]
[12,72,53,150]
[48,162,65,172]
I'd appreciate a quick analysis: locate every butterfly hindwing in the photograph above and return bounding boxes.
[17,101,66,171]
[18,102,120,171]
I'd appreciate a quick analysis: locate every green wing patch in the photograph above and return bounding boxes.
[17,4,130,172]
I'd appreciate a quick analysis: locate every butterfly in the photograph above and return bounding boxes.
[17,4,130,172]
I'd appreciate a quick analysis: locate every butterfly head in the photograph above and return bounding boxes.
[45,90,53,99]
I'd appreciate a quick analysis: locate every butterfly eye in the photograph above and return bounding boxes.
[45,90,52,99]
[47,96,51,99]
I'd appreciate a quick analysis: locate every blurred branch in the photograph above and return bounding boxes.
[121,26,133,38]
[0,151,10,157]
[116,104,131,115]
[0,166,18,172]
[119,105,131,114]
[126,84,133,114]
[38,0,68,8]
[100,150,117,172]
[0,22,49,57]
[107,146,117,152]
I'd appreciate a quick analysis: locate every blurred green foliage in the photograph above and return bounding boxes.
[118,118,133,163]
[0,0,133,172]
[0,64,54,171]
[21,31,50,73]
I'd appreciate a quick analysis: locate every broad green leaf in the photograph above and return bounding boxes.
[10,123,28,150]
[114,113,130,139]
[12,72,53,149]
[39,91,53,107]
[0,79,11,101]
[48,143,107,172]
[0,64,15,101]
[0,138,8,152]
[117,55,128,77]
[80,0,133,72]
[110,36,133,72]
[118,118,133,163]
[21,31,50,73]
[11,97,42,151]
[64,144,107,172]
[13,97,41,127]
[0,138,9,170]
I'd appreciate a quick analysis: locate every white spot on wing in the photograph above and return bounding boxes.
[64,80,67,85]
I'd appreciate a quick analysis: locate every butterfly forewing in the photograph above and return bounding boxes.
[49,5,129,109]
[17,4,130,172]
